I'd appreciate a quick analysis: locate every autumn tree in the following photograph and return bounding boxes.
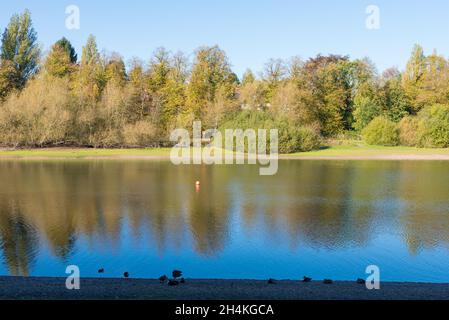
[416,51,449,107]
[160,52,188,130]
[0,60,16,100]
[402,44,426,112]
[262,58,287,102]
[186,46,237,123]
[76,34,105,101]
[298,55,353,135]
[105,53,127,87]
[241,69,255,86]
[287,56,304,81]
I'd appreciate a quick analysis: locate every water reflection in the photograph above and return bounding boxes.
[0,160,447,281]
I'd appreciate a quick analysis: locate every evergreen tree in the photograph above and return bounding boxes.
[54,37,77,63]
[0,9,40,91]
[44,42,75,78]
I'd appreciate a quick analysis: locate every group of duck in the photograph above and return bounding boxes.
[97,268,366,286]
[97,268,185,286]
[158,270,186,286]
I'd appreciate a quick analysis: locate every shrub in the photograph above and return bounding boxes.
[398,116,419,147]
[416,104,449,148]
[123,121,158,147]
[277,122,321,153]
[0,76,71,147]
[219,110,321,154]
[362,116,399,146]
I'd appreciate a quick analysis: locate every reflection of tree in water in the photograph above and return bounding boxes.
[402,213,449,255]
[235,161,449,253]
[49,232,76,262]
[395,161,449,254]
[125,162,191,255]
[236,161,380,250]
[187,165,231,256]
[0,160,448,274]
[0,202,38,276]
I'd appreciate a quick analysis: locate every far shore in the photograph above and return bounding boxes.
[0,277,447,300]
[1,145,449,161]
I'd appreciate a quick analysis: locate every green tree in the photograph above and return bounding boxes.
[54,37,77,63]
[0,9,40,91]
[352,82,382,131]
[382,76,410,122]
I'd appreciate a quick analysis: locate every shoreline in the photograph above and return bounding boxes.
[0,277,447,300]
[1,146,449,161]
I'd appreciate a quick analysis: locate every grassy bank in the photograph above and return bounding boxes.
[1,144,449,160]
[0,148,173,159]
[290,144,449,158]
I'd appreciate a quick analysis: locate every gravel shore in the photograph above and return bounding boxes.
[0,277,447,300]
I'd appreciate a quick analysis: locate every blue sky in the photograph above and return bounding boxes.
[1,0,448,77]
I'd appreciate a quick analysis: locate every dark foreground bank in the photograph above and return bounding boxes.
[0,277,447,300]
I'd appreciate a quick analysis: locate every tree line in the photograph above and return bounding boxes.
[0,10,448,151]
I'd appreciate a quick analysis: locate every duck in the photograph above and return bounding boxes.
[159,275,168,283]
[323,279,334,284]
[172,270,183,279]
[123,272,129,278]
[357,278,366,285]
[168,279,179,286]
[98,268,105,274]
[302,276,312,283]
[180,278,186,284]
[268,278,277,284]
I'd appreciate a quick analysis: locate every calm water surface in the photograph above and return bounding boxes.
[0,160,447,282]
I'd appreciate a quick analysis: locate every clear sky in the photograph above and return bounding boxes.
[1,0,449,77]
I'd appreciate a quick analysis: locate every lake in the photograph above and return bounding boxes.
[0,160,447,282]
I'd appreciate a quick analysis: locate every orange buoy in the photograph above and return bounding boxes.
[195,181,201,193]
